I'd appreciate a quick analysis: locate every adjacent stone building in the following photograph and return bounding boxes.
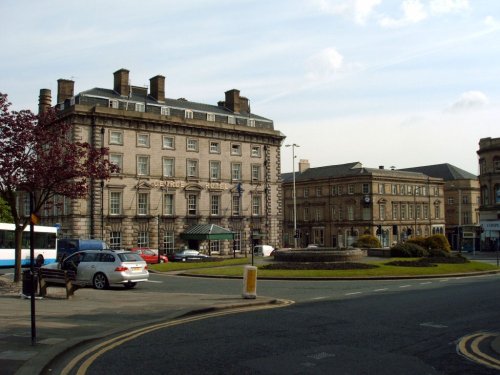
[34,69,285,255]
[282,160,446,248]
[477,137,500,251]
[400,164,480,251]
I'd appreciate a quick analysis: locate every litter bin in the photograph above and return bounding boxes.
[22,270,38,296]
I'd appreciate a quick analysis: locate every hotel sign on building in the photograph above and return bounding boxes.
[34,69,285,255]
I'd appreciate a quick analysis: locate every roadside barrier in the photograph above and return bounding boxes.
[242,265,257,299]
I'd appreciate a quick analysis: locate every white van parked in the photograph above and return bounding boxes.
[253,245,275,257]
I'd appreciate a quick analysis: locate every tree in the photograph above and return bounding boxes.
[0,92,117,282]
[0,196,13,222]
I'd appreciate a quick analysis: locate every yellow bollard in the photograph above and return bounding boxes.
[242,265,257,299]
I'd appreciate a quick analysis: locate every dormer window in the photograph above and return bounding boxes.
[161,106,170,116]
[228,116,236,125]
[185,110,193,119]
[135,103,145,112]
[109,99,119,109]
[207,113,215,122]
[248,119,255,127]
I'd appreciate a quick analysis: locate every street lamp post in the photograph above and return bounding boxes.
[285,143,299,248]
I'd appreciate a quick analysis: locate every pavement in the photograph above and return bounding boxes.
[1,252,499,375]
[0,274,278,375]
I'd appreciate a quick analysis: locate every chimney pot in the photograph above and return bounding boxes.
[149,75,165,102]
[224,89,240,113]
[57,79,74,104]
[38,89,52,114]
[113,69,130,96]
[299,159,310,173]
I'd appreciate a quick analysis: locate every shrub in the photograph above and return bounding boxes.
[425,234,451,252]
[390,242,429,258]
[427,248,451,258]
[407,237,427,248]
[353,235,381,248]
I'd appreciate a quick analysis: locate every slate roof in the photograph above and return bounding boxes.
[78,87,272,122]
[181,224,234,240]
[282,162,427,183]
[398,163,477,180]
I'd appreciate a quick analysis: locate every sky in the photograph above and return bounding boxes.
[1,0,499,175]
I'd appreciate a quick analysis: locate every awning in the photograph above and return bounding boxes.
[181,224,235,240]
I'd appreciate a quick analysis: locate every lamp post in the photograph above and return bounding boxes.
[413,186,421,238]
[285,143,299,248]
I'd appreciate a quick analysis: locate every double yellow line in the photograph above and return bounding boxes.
[62,299,294,375]
[457,332,500,371]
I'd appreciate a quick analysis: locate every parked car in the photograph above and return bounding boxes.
[42,250,149,289]
[253,245,275,257]
[130,247,169,264]
[171,249,210,262]
[307,244,319,248]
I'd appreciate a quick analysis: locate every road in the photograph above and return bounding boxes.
[56,272,500,375]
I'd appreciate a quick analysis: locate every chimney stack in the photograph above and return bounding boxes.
[149,75,165,102]
[299,159,310,173]
[38,89,52,114]
[57,79,74,104]
[225,89,241,113]
[113,68,130,96]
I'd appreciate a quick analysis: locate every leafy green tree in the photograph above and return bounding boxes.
[0,196,13,222]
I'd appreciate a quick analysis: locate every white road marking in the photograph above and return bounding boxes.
[374,288,388,292]
[420,322,448,328]
[145,280,163,283]
[399,285,411,288]
[420,282,432,285]
[312,296,327,300]
[345,292,362,296]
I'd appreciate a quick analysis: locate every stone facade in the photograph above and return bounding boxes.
[477,137,500,251]
[35,69,285,255]
[282,162,446,248]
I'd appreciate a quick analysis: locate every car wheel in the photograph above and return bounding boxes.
[92,273,109,290]
[124,282,136,289]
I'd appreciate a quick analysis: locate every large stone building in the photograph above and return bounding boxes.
[477,137,500,251]
[400,164,480,251]
[282,160,446,248]
[34,69,285,255]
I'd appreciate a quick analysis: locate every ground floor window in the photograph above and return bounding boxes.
[163,231,175,253]
[233,231,241,252]
[109,231,122,250]
[210,240,220,253]
[137,231,149,247]
[312,227,324,245]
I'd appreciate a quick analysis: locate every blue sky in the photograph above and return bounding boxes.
[1,0,499,175]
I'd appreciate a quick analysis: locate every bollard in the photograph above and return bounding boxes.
[242,265,257,299]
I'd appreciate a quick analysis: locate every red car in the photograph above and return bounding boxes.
[130,248,169,264]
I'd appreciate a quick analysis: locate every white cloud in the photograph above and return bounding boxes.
[484,16,500,29]
[447,91,490,112]
[312,0,381,25]
[429,0,469,15]
[379,0,427,28]
[305,47,344,80]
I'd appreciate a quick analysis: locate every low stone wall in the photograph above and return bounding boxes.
[274,248,364,262]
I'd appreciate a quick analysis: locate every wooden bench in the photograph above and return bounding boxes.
[38,268,82,299]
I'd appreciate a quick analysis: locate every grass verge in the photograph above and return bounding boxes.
[149,257,250,272]
[179,260,499,278]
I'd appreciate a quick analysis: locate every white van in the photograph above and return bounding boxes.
[253,245,275,257]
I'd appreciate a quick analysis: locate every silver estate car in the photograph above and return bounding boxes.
[42,249,149,289]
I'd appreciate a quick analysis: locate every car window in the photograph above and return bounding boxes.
[98,253,116,262]
[118,252,143,262]
[144,250,155,255]
[81,253,99,262]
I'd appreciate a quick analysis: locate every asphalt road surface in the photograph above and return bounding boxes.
[65,273,499,375]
